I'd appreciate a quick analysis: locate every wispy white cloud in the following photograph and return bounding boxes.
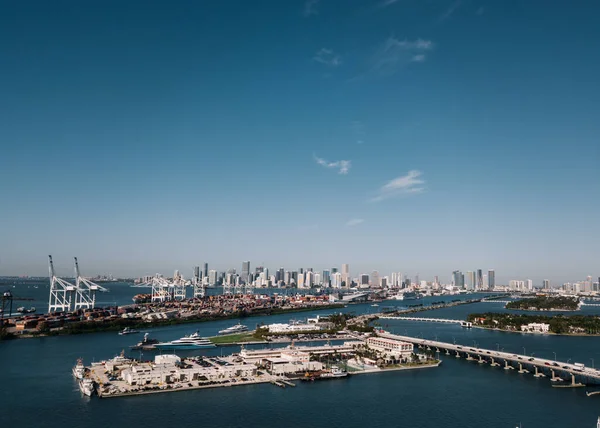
[314,154,351,175]
[439,0,462,22]
[379,0,399,7]
[313,48,342,67]
[303,0,319,17]
[369,37,434,76]
[370,170,426,202]
[346,218,364,227]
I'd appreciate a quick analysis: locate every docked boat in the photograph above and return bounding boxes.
[394,291,420,301]
[130,332,159,350]
[118,327,139,335]
[72,358,85,380]
[79,378,95,397]
[301,366,348,381]
[218,323,249,335]
[16,306,35,314]
[371,303,379,307]
[154,331,216,350]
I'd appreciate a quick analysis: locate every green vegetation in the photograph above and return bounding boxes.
[467,312,600,335]
[505,296,579,311]
[209,332,262,344]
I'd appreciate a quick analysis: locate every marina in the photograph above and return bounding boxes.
[76,336,441,398]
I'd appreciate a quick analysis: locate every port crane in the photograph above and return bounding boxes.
[48,256,108,313]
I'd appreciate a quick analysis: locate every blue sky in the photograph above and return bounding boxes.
[1,0,599,284]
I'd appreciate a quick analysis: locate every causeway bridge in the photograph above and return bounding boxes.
[379,316,472,327]
[377,331,600,386]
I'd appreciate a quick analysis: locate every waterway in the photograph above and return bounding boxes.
[2,286,600,427]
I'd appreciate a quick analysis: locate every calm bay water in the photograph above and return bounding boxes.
[2,285,600,427]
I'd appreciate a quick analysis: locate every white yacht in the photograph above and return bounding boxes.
[323,366,348,378]
[394,291,419,301]
[79,378,95,397]
[155,331,216,350]
[218,323,249,335]
[118,327,139,335]
[72,358,85,380]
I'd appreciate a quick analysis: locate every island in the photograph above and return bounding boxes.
[467,312,600,335]
[505,296,579,311]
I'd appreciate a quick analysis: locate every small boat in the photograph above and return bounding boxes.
[118,327,139,335]
[218,323,249,335]
[371,303,379,307]
[301,366,348,381]
[131,332,159,350]
[154,331,216,350]
[79,378,95,397]
[72,358,85,380]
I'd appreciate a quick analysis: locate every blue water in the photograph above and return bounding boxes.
[2,288,600,427]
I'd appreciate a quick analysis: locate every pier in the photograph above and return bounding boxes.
[375,331,600,385]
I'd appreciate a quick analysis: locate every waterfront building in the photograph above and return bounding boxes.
[267,323,322,333]
[483,274,488,289]
[488,270,495,289]
[521,323,550,333]
[477,269,483,289]
[366,336,414,359]
[381,277,388,288]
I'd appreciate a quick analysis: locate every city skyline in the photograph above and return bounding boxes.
[1,1,599,282]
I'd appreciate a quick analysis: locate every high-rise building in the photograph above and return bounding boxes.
[314,273,321,285]
[476,269,483,289]
[322,270,331,287]
[453,271,464,289]
[543,279,550,289]
[391,272,398,288]
[241,261,250,282]
[526,279,533,291]
[331,267,338,274]
[332,272,342,288]
[466,271,475,290]
[381,277,388,288]
[305,271,314,288]
[284,271,291,285]
[360,274,369,288]
[297,273,305,288]
[371,271,380,288]
[278,268,284,284]
[208,269,218,286]
[203,263,209,278]
[483,274,488,289]
[341,264,349,287]
[488,270,495,289]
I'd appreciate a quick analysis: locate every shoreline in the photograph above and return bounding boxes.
[4,304,346,340]
[96,361,441,399]
[472,325,600,337]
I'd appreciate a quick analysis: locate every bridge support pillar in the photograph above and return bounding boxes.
[490,358,499,367]
[533,366,545,378]
[455,351,460,358]
[518,363,529,374]
[550,369,560,382]
[466,353,474,361]
[478,355,485,364]
[445,349,450,355]
[571,374,576,386]
[504,360,513,370]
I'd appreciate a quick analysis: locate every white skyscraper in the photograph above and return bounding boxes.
[391,272,398,288]
[341,264,349,287]
[527,279,533,291]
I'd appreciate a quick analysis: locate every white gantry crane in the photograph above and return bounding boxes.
[73,257,108,310]
[48,255,76,313]
[192,266,205,299]
[150,275,172,302]
[172,270,188,301]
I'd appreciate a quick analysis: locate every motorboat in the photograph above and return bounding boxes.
[79,378,95,397]
[218,323,249,335]
[118,327,140,335]
[72,358,85,380]
[130,332,159,350]
[154,331,216,350]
